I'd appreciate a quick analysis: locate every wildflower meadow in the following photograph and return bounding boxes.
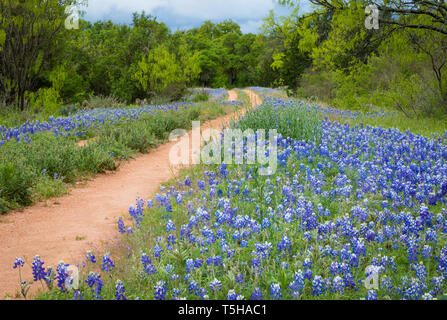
[13,93,447,301]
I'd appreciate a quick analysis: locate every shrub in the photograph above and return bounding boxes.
[83,95,125,110]
[191,93,209,103]
[26,87,62,116]
[59,105,78,116]
[0,164,34,211]
[160,81,187,102]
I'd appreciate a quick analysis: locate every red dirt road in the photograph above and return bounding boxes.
[0,89,261,299]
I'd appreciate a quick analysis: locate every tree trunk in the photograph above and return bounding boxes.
[18,85,25,111]
[228,69,234,86]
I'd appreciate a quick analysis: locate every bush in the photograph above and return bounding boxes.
[82,95,125,110]
[191,93,209,102]
[0,164,34,211]
[26,87,62,116]
[160,81,187,102]
[297,69,338,102]
[377,74,443,117]
[79,145,118,173]
[60,105,78,116]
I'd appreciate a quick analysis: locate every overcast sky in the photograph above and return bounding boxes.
[82,0,311,34]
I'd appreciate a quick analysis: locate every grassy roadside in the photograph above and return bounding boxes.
[0,100,240,214]
[298,97,447,138]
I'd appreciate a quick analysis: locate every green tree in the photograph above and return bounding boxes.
[0,0,80,109]
[133,44,201,98]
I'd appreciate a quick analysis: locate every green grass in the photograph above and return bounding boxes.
[300,97,447,138]
[235,98,322,144]
[235,89,250,105]
[350,113,447,138]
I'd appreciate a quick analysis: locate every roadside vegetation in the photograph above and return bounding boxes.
[21,94,446,301]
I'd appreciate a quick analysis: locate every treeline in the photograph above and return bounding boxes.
[0,0,277,113]
[271,0,447,116]
[1,0,446,117]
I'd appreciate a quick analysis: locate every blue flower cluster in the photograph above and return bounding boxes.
[110,96,445,300]
[0,102,194,146]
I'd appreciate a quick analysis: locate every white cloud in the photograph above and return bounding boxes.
[83,0,295,33]
[239,20,264,34]
[84,0,166,19]
[165,0,275,20]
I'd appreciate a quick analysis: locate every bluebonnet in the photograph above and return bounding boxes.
[85,272,103,299]
[86,251,96,263]
[153,244,163,258]
[31,255,46,281]
[251,287,263,300]
[154,281,167,300]
[165,264,174,274]
[141,253,157,275]
[13,257,24,269]
[101,253,115,272]
[117,217,126,234]
[270,283,282,300]
[73,290,83,300]
[166,220,176,233]
[331,276,345,294]
[55,262,70,292]
[210,278,222,292]
[188,280,199,295]
[115,280,126,300]
[312,276,326,296]
[288,270,305,296]
[277,235,292,252]
[226,289,243,300]
[235,273,245,285]
[366,290,378,300]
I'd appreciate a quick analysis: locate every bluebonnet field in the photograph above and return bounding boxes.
[14,93,447,300]
[205,88,228,102]
[0,103,193,146]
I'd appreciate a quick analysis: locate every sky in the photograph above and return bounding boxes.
[82,0,311,34]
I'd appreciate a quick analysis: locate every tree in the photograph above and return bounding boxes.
[406,15,447,108]
[0,0,80,109]
[133,44,201,97]
[212,20,244,86]
[261,8,312,89]
[279,0,447,36]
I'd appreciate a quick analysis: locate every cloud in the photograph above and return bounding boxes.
[239,20,264,34]
[82,0,297,33]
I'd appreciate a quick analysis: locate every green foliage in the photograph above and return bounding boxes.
[236,98,322,143]
[190,92,210,103]
[26,87,62,116]
[60,105,78,116]
[49,64,87,104]
[283,3,447,116]
[82,95,124,110]
[0,164,33,212]
[134,44,201,98]
[0,0,79,109]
